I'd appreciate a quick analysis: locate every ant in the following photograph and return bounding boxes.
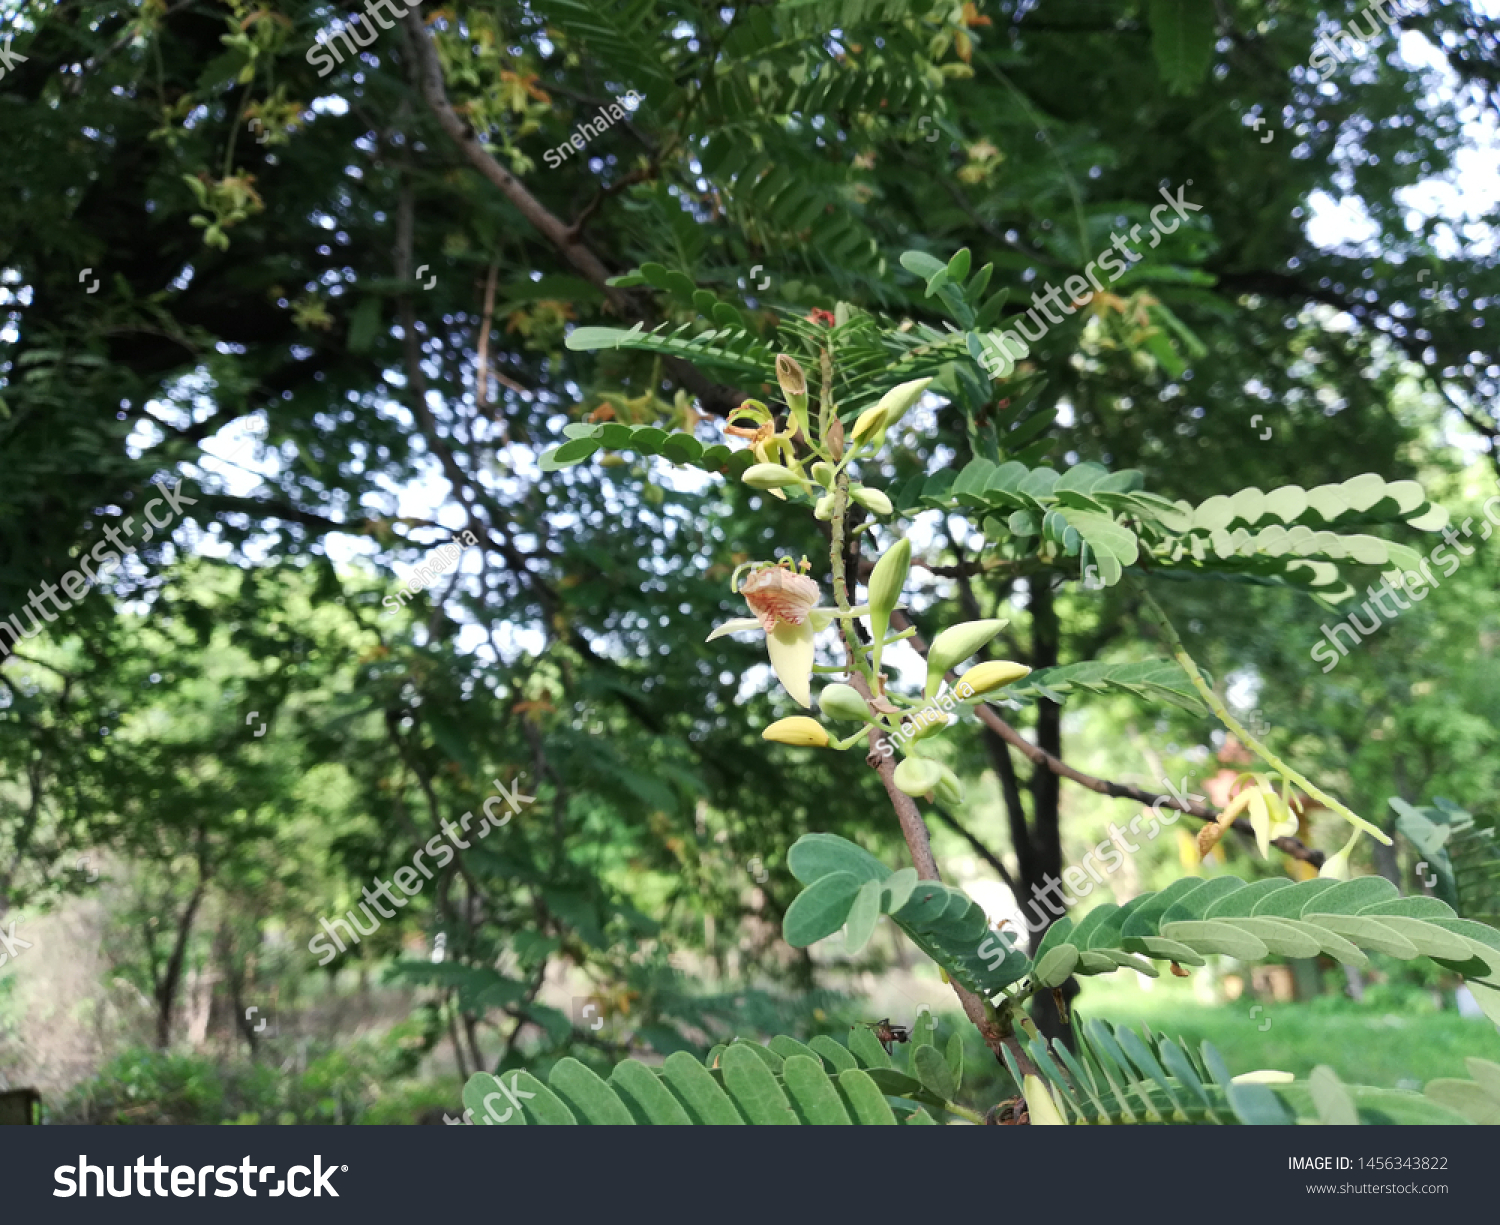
[859,1018,911,1056]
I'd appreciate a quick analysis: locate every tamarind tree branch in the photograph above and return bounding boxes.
[888,609,1326,868]
[399,13,746,417]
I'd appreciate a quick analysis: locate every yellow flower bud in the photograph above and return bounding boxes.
[871,376,932,432]
[742,463,803,490]
[819,683,871,722]
[893,755,943,797]
[851,403,887,444]
[811,461,835,487]
[924,619,1008,697]
[762,716,830,748]
[954,660,1030,699]
[1023,1075,1068,1125]
[850,486,893,516]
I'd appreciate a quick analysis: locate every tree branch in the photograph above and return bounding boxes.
[890,609,1325,868]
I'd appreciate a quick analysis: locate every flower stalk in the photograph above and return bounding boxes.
[1138,587,1390,845]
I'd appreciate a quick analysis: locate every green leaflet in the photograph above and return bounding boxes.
[843,879,883,955]
[548,1058,637,1124]
[837,1068,899,1124]
[609,1060,694,1124]
[807,1035,858,1073]
[661,1051,746,1124]
[720,1043,800,1124]
[913,1044,958,1102]
[782,870,863,946]
[780,1055,852,1124]
[1158,920,1268,961]
[788,832,891,885]
[846,1023,892,1069]
[1148,0,1216,94]
[539,421,756,476]
[1308,1065,1359,1125]
[1033,943,1080,988]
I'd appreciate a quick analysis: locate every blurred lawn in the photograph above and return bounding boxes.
[950,972,1500,1110]
[1071,974,1500,1089]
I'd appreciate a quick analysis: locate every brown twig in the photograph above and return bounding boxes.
[399,13,748,418]
[889,609,1325,868]
[475,261,498,415]
[844,674,1036,1072]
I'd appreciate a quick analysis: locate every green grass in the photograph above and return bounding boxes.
[947,972,1500,1112]
[1072,974,1500,1090]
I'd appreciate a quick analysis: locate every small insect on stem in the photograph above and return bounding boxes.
[860,1018,911,1056]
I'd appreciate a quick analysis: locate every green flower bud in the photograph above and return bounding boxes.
[811,461,835,488]
[742,462,803,490]
[867,535,911,678]
[851,486,893,516]
[819,683,872,723]
[1318,830,1361,880]
[813,493,835,520]
[905,708,950,740]
[893,755,943,797]
[871,376,932,432]
[924,619,1008,697]
[776,354,811,439]
[935,764,965,806]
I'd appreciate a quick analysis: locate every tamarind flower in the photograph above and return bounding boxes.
[707,559,867,708]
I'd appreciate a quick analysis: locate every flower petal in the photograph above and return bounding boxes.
[706,617,764,642]
[765,620,816,707]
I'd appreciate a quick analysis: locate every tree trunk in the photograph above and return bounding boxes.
[154,878,207,1049]
[1022,582,1078,1042]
